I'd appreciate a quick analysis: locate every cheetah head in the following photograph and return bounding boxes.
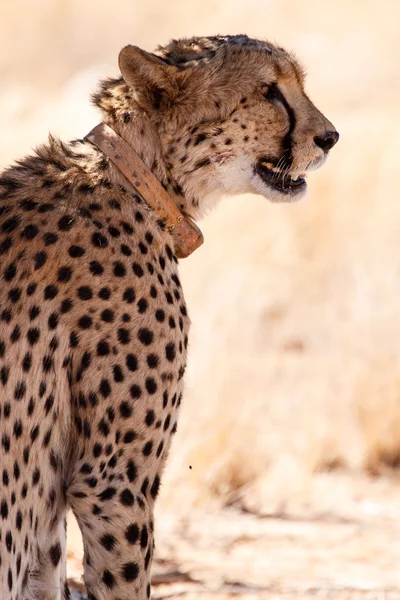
[101,35,339,218]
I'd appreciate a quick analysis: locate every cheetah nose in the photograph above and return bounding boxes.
[314,130,339,152]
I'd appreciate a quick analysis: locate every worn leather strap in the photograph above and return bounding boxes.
[85,123,203,259]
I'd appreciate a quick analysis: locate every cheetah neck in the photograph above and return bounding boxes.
[85,123,203,259]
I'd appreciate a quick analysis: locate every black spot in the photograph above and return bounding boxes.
[2,216,20,233]
[79,183,96,194]
[44,232,58,245]
[194,133,208,146]
[117,328,130,344]
[98,487,116,501]
[58,266,72,282]
[123,430,136,443]
[78,315,93,329]
[108,226,120,238]
[14,381,26,400]
[10,325,21,342]
[93,443,102,458]
[113,365,124,382]
[16,511,22,530]
[122,222,134,235]
[0,367,8,386]
[61,299,73,313]
[143,441,153,456]
[194,157,211,170]
[44,285,58,300]
[77,286,93,301]
[123,288,135,303]
[141,478,149,496]
[8,288,21,303]
[140,525,149,548]
[147,354,159,369]
[151,475,161,498]
[24,289,36,304]
[21,224,39,240]
[32,467,40,485]
[44,393,55,414]
[92,232,108,248]
[130,385,142,399]
[122,561,139,582]
[38,203,55,212]
[126,354,138,372]
[119,401,132,418]
[145,410,155,427]
[132,263,144,277]
[145,378,157,394]
[102,570,116,589]
[49,542,62,566]
[100,534,117,551]
[99,379,111,398]
[22,352,32,372]
[126,460,137,482]
[125,523,139,544]
[4,262,17,281]
[98,287,111,300]
[89,261,104,275]
[120,244,132,256]
[113,261,126,277]
[155,309,165,322]
[137,298,148,314]
[120,489,135,506]
[166,343,176,361]
[69,245,85,258]
[48,312,59,329]
[58,215,75,231]
[29,306,40,320]
[98,419,110,437]
[6,530,13,552]
[101,309,114,323]
[138,328,153,345]
[0,238,13,255]
[97,340,110,356]
[20,198,38,211]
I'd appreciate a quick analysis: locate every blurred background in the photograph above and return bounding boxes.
[2,1,400,597]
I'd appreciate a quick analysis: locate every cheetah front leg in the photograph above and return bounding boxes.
[67,376,179,600]
[23,518,68,600]
[70,486,154,600]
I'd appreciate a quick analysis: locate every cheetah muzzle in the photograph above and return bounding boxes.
[0,34,338,600]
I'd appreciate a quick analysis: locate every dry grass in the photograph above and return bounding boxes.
[1,0,400,518]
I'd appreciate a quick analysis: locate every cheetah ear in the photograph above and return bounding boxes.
[119,45,179,110]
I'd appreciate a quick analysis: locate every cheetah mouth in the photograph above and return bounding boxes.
[255,158,307,195]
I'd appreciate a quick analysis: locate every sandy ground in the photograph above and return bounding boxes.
[67,472,400,600]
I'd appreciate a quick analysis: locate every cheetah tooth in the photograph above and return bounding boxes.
[260,161,283,174]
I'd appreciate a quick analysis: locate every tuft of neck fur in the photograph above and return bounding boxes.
[92,78,184,206]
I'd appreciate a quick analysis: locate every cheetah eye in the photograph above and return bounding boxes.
[260,83,279,101]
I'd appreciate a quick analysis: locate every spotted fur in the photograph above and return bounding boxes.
[0,34,337,600]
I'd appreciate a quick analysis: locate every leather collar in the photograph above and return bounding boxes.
[85,123,204,258]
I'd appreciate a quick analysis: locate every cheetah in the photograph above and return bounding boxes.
[0,35,338,600]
